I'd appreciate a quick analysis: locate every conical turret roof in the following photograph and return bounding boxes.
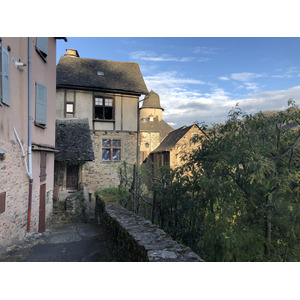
[141,90,164,110]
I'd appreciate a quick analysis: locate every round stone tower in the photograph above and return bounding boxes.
[140,90,164,121]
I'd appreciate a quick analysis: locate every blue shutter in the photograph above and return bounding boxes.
[36,38,48,56]
[1,47,10,106]
[35,82,47,125]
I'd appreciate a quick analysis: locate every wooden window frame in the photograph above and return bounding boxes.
[93,95,115,122]
[102,139,121,161]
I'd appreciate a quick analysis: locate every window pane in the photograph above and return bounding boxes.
[95,106,104,119]
[102,139,111,147]
[105,99,113,106]
[104,107,113,119]
[66,103,74,113]
[113,140,121,147]
[102,149,111,161]
[95,98,103,106]
[113,149,121,161]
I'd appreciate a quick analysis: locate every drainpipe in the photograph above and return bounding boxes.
[27,37,33,233]
[136,99,140,167]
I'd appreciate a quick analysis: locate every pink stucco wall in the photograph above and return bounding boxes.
[0,38,57,252]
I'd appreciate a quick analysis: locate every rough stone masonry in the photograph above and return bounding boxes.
[96,195,203,262]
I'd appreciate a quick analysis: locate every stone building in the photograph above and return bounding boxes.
[139,90,173,164]
[0,37,66,253]
[151,124,208,169]
[55,49,148,212]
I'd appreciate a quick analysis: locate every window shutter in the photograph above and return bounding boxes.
[35,82,47,125]
[36,37,48,56]
[1,47,10,106]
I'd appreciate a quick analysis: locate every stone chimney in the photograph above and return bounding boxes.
[65,49,80,58]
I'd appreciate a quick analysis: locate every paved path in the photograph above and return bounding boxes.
[0,222,113,262]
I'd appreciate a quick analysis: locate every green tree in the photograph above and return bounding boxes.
[181,101,300,261]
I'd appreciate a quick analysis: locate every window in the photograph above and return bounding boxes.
[0,44,10,106]
[102,139,121,161]
[36,38,48,61]
[35,82,47,126]
[66,102,74,118]
[94,97,114,120]
[66,103,74,113]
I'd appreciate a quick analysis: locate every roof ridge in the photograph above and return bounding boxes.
[61,55,139,65]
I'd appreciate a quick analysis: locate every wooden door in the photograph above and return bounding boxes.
[66,165,79,189]
[38,184,46,233]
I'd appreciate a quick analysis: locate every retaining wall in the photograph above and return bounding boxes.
[95,195,203,262]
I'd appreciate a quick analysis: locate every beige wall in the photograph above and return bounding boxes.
[0,38,57,251]
[169,125,205,169]
[140,107,163,121]
[139,131,161,164]
[56,89,139,132]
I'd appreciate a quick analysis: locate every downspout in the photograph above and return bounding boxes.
[134,98,140,213]
[27,37,33,233]
[136,99,141,167]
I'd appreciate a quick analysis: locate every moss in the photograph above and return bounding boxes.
[95,186,130,207]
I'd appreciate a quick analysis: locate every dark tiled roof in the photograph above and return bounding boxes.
[56,55,148,95]
[140,117,174,141]
[152,125,194,153]
[141,90,163,110]
[55,118,94,162]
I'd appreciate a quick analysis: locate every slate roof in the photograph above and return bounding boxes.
[55,118,94,162]
[152,125,195,153]
[140,117,174,141]
[141,90,163,110]
[56,55,148,95]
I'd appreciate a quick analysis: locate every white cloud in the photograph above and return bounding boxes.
[197,57,211,62]
[144,71,206,89]
[192,46,218,55]
[230,72,264,82]
[130,51,193,63]
[244,82,259,90]
[142,69,300,128]
[219,76,230,81]
[271,67,300,79]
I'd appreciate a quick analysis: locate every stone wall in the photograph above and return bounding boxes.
[0,140,53,254]
[84,130,137,217]
[95,194,203,262]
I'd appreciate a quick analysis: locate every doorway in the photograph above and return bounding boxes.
[66,165,79,189]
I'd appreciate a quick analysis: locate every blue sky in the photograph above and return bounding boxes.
[56,37,300,129]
